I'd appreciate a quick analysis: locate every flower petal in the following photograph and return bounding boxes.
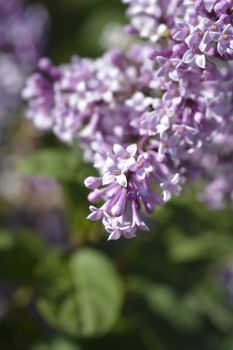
[102,173,115,185]
[126,143,137,157]
[113,144,124,155]
[116,174,127,187]
[195,54,206,68]
[105,157,117,172]
[118,157,136,172]
[182,49,194,64]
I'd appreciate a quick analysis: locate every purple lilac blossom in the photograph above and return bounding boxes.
[0,0,48,128]
[23,0,233,239]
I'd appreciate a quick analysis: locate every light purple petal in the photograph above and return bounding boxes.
[102,173,115,185]
[116,174,127,187]
[195,54,206,68]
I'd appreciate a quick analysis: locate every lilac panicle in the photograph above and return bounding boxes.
[23,0,233,239]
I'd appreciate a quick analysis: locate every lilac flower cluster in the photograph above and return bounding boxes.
[0,0,48,126]
[24,0,233,240]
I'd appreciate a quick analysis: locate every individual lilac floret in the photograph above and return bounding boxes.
[102,144,137,188]
[182,27,207,68]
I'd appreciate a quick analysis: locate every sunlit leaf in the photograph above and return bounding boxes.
[36,248,124,337]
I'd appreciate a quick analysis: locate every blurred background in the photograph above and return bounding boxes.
[0,1,233,349]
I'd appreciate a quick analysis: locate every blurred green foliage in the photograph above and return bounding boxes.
[31,0,126,61]
[0,0,233,349]
[36,248,124,338]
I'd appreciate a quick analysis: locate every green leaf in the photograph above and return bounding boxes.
[36,248,124,338]
[19,148,93,183]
